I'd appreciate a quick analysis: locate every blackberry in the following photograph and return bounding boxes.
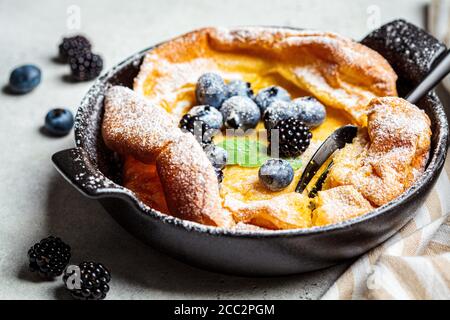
[28,236,71,279]
[179,113,216,144]
[69,52,103,81]
[270,117,312,158]
[63,261,111,300]
[58,35,91,63]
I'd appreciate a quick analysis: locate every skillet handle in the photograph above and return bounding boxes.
[52,147,125,199]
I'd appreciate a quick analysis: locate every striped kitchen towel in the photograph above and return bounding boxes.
[322,151,450,299]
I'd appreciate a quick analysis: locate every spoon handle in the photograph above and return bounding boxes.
[406,49,450,104]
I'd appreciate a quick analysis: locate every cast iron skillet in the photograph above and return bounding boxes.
[52,20,449,276]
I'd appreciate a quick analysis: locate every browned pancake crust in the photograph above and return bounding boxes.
[134,27,398,124]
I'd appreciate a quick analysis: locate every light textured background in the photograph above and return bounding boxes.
[0,0,440,300]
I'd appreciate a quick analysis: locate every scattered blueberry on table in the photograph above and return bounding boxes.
[8,64,41,94]
[258,159,294,191]
[44,108,74,136]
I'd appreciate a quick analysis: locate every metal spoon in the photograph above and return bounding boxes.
[295,49,450,194]
[295,125,357,193]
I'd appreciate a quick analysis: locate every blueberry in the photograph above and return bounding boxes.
[263,100,298,130]
[258,159,294,191]
[188,105,223,130]
[291,97,326,127]
[195,73,228,108]
[254,86,291,113]
[8,65,41,94]
[204,144,228,169]
[220,96,261,130]
[44,108,74,136]
[227,80,253,98]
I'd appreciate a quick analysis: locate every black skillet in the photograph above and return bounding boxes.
[52,20,449,276]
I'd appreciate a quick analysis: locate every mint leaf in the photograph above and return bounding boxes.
[217,138,268,167]
[287,158,303,170]
[217,138,303,170]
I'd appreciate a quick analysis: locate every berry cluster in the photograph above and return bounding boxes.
[27,236,111,300]
[178,73,326,188]
[58,35,103,81]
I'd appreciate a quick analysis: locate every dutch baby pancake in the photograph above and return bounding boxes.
[101,27,431,230]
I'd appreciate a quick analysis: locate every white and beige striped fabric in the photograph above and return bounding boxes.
[322,151,450,300]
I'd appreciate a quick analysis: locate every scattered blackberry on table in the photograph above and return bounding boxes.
[258,159,294,191]
[254,86,291,113]
[204,144,228,169]
[179,113,216,144]
[195,73,228,108]
[188,105,223,130]
[227,79,253,98]
[270,117,312,158]
[69,51,103,81]
[220,96,261,130]
[28,236,71,279]
[58,35,92,63]
[8,65,41,94]
[291,96,326,127]
[44,108,74,136]
[63,261,111,300]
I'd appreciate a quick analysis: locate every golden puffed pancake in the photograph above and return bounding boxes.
[313,185,374,226]
[134,27,398,125]
[102,86,182,163]
[224,193,312,230]
[316,97,431,226]
[156,133,234,227]
[102,86,234,228]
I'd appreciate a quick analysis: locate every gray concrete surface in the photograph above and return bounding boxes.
[0,0,431,299]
